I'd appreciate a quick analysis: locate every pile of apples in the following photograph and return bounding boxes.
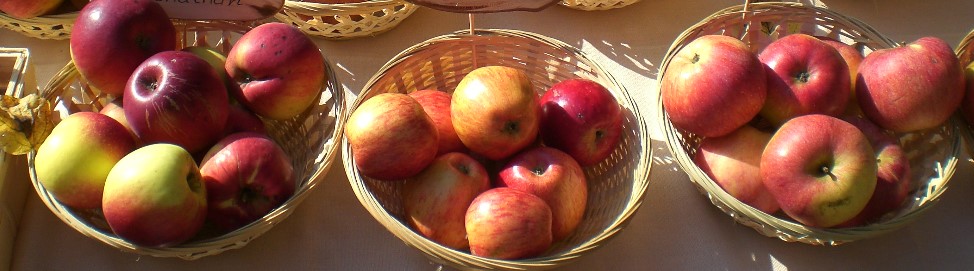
[32,0,326,247]
[346,66,624,260]
[0,0,88,19]
[662,32,964,228]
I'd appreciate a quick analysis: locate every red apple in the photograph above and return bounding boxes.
[226,22,325,120]
[694,125,779,214]
[0,0,64,19]
[98,99,139,144]
[856,37,964,132]
[403,152,490,250]
[539,78,623,166]
[465,187,553,260]
[838,115,911,227]
[497,146,586,241]
[124,51,229,155]
[761,114,877,228]
[345,93,438,181]
[759,34,850,125]
[660,34,767,137]
[224,104,267,135]
[71,0,176,96]
[103,143,207,247]
[200,132,295,232]
[452,66,540,160]
[409,89,466,155]
[34,112,138,210]
[818,37,863,104]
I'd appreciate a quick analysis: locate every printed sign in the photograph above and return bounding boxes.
[155,0,284,21]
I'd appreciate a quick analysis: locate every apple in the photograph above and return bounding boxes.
[402,152,490,250]
[758,34,850,125]
[817,37,863,106]
[856,37,964,132]
[200,132,295,232]
[103,143,207,247]
[961,61,974,126]
[98,99,139,144]
[224,104,267,135]
[226,22,325,120]
[182,45,236,93]
[0,0,64,19]
[452,66,540,160]
[345,93,438,181]
[70,0,176,96]
[761,114,877,228]
[124,50,229,155]
[34,112,138,210]
[694,125,779,214]
[409,89,466,155]
[465,187,553,260]
[838,115,911,226]
[497,146,587,241]
[539,78,623,166]
[661,34,767,138]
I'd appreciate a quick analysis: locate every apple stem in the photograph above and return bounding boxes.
[691,54,700,64]
[503,121,519,133]
[797,71,811,83]
[821,166,838,182]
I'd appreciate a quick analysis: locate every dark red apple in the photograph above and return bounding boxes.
[539,78,623,166]
[124,51,230,155]
[497,146,587,241]
[759,34,850,125]
[224,104,267,135]
[838,115,911,227]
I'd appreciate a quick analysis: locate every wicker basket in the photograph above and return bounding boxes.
[954,31,974,157]
[559,0,640,11]
[344,29,651,270]
[273,0,417,40]
[658,2,962,245]
[26,20,345,259]
[0,12,75,40]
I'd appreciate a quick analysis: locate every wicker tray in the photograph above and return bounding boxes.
[273,0,417,40]
[26,20,345,259]
[0,12,75,40]
[658,2,961,245]
[344,29,651,270]
[559,0,640,11]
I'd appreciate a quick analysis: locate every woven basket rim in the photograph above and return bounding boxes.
[283,0,411,13]
[656,2,961,245]
[275,0,417,40]
[954,30,974,160]
[558,0,642,11]
[25,20,347,259]
[344,28,652,270]
[0,11,76,40]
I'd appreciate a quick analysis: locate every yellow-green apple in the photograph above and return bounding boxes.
[497,146,586,241]
[124,51,229,155]
[182,45,236,93]
[539,78,622,166]
[409,89,466,155]
[452,66,540,160]
[465,187,553,260]
[837,115,911,227]
[758,34,850,125]
[346,93,438,180]
[661,35,767,137]
[761,114,877,227]
[70,0,176,96]
[817,36,863,110]
[694,125,779,214]
[34,112,138,210]
[200,132,294,232]
[98,99,139,144]
[403,152,490,250]
[961,62,974,125]
[0,0,64,19]
[226,22,325,120]
[856,37,964,132]
[103,143,207,247]
[223,104,267,136]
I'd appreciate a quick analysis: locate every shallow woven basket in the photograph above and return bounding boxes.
[344,29,651,270]
[954,31,974,157]
[658,2,962,245]
[0,12,75,40]
[26,20,345,259]
[273,0,417,40]
[559,0,640,11]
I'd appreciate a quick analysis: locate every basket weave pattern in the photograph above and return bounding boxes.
[954,32,974,157]
[344,29,651,270]
[274,0,417,40]
[657,2,961,245]
[559,0,640,11]
[0,12,75,40]
[26,20,345,259]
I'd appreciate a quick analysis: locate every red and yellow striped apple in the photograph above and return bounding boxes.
[465,187,553,260]
[346,93,438,181]
[403,152,490,250]
[452,66,540,160]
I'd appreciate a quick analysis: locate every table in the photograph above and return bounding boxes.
[5,0,974,270]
